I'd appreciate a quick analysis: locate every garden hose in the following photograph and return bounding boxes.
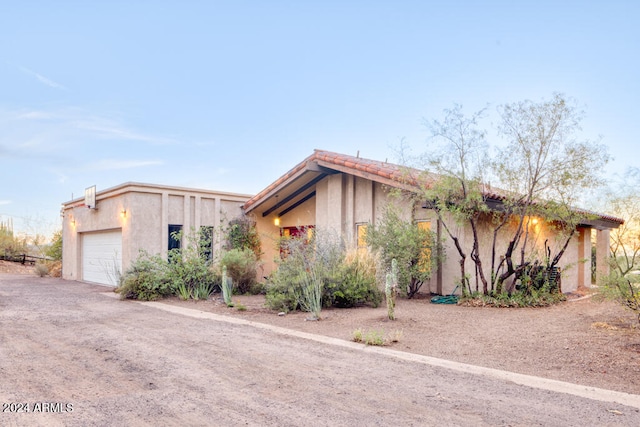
[430,286,459,304]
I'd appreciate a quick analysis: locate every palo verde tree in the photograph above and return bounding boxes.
[414,93,609,295]
[603,167,640,277]
[493,94,608,292]
[416,104,490,295]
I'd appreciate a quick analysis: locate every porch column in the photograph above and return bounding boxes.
[577,227,592,288]
[595,229,610,285]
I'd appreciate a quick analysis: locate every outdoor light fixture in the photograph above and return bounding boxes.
[274,194,280,226]
[121,209,127,218]
[531,218,539,225]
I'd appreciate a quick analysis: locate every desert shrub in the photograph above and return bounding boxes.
[117,251,172,301]
[176,283,191,300]
[265,231,381,314]
[166,248,217,294]
[192,282,213,300]
[598,260,640,324]
[325,249,381,308]
[34,262,49,277]
[0,219,27,257]
[220,248,261,294]
[459,288,566,308]
[265,230,342,315]
[45,230,62,261]
[46,260,62,277]
[366,204,442,298]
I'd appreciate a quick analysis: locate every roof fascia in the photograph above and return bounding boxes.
[314,159,416,192]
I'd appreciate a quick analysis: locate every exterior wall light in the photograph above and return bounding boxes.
[121,209,127,218]
[274,217,280,226]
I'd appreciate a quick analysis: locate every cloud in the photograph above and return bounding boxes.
[18,66,66,89]
[16,111,54,120]
[0,200,12,205]
[88,159,164,171]
[73,119,175,144]
[0,107,176,156]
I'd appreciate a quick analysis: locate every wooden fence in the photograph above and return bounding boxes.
[0,254,49,266]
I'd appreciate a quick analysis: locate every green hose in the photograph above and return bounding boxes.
[430,286,459,304]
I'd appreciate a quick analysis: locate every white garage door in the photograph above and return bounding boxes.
[82,230,122,286]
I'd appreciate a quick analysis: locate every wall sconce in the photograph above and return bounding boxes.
[70,216,76,226]
[274,217,280,226]
[531,218,539,225]
[120,209,127,218]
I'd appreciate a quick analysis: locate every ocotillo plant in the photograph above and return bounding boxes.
[386,258,398,320]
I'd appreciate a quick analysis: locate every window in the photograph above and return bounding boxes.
[168,224,182,252]
[416,220,432,273]
[279,225,314,258]
[356,223,368,250]
[199,226,214,262]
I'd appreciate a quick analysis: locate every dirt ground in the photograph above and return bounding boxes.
[163,288,640,396]
[3,260,640,396]
[2,263,640,426]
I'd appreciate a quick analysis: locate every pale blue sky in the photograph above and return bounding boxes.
[1,1,638,236]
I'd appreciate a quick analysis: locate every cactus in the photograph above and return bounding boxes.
[221,265,233,306]
[386,259,398,320]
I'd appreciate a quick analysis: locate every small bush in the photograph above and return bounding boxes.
[325,249,382,308]
[193,282,213,300]
[176,283,191,300]
[352,328,386,346]
[265,291,294,313]
[166,248,217,295]
[46,260,62,277]
[117,252,173,301]
[265,239,381,312]
[459,289,566,307]
[220,248,261,294]
[34,262,49,277]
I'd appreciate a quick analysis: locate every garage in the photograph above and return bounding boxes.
[81,230,122,286]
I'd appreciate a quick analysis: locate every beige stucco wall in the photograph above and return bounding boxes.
[434,212,586,295]
[62,183,249,284]
[253,172,594,295]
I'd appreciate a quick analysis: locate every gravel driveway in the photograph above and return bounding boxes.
[1,274,639,426]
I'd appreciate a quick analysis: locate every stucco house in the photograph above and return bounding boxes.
[243,150,623,295]
[61,182,251,286]
[61,150,622,294]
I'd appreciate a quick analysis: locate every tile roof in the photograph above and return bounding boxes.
[242,149,417,211]
[242,149,624,225]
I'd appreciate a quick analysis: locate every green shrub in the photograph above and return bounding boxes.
[117,251,173,301]
[459,289,566,307]
[264,290,294,313]
[166,247,217,296]
[45,230,63,261]
[325,250,381,308]
[193,282,213,300]
[265,232,381,313]
[220,248,261,294]
[176,283,191,300]
[366,204,442,298]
